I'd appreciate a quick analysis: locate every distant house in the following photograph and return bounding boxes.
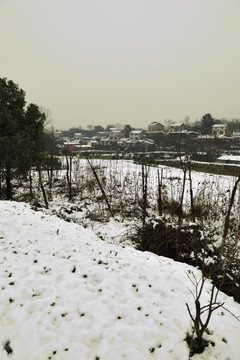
[232,129,240,138]
[88,139,98,148]
[54,131,63,138]
[109,130,124,142]
[169,123,187,133]
[148,122,164,132]
[129,130,145,141]
[97,131,109,138]
[74,132,83,139]
[139,138,155,150]
[80,144,92,150]
[117,138,129,146]
[100,138,111,147]
[212,124,231,137]
[125,138,155,151]
[63,142,80,152]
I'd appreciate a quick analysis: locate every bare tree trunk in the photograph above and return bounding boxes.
[87,158,113,217]
[0,168,2,198]
[47,154,54,200]
[6,166,12,200]
[222,175,240,247]
[177,136,187,223]
[157,168,163,216]
[179,167,187,223]
[37,166,48,209]
[186,279,223,344]
[188,162,195,221]
[65,154,73,201]
[29,168,33,200]
[141,161,148,227]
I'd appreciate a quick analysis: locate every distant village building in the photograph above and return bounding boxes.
[100,138,111,147]
[74,132,83,138]
[54,131,63,138]
[232,129,240,138]
[109,130,124,141]
[88,139,98,148]
[117,138,129,146]
[139,138,155,150]
[169,123,187,133]
[148,122,164,132]
[125,138,155,151]
[212,123,231,137]
[88,130,125,148]
[63,142,80,152]
[97,131,109,138]
[129,130,145,141]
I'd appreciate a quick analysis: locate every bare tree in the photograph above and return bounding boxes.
[157,168,163,216]
[179,164,187,223]
[186,217,240,357]
[187,157,195,221]
[141,158,149,227]
[29,168,33,200]
[186,269,224,357]
[65,152,73,201]
[87,158,113,217]
[37,165,48,209]
[222,175,240,247]
[45,128,58,200]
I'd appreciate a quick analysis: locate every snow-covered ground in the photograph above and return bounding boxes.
[0,201,239,360]
[36,159,239,245]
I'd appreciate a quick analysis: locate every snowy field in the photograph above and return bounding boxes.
[35,159,240,244]
[0,201,240,360]
[65,159,239,210]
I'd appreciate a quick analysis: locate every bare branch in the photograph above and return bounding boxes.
[221,306,240,321]
[186,303,195,323]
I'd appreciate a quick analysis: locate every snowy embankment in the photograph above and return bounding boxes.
[0,201,239,360]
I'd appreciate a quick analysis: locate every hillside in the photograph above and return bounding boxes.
[0,201,239,359]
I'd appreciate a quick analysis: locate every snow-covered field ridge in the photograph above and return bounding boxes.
[0,201,239,360]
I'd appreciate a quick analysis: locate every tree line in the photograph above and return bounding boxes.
[0,77,56,201]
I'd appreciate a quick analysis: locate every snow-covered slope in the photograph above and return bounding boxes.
[0,201,239,360]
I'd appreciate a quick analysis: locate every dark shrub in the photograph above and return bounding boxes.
[135,219,203,263]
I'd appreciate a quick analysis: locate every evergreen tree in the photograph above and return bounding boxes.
[0,78,45,199]
[123,124,133,138]
[201,113,214,135]
[23,103,46,167]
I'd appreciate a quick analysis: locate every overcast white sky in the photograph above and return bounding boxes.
[1,0,240,129]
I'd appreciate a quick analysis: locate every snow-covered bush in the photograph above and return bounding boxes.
[134,219,203,263]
